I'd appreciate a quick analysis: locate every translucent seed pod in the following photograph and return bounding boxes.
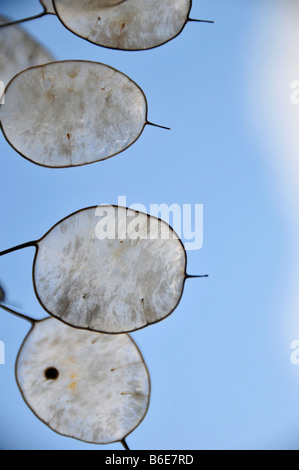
[34,206,188,333]
[18,318,150,446]
[52,0,212,51]
[0,207,207,333]
[0,16,54,92]
[0,303,150,448]
[0,61,166,168]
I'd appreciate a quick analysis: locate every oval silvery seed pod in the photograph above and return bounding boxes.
[0,304,149,448]
[0,16,54,92]
[52,0,213,51]
[0,61,165,168]
[0,207,207,333]
[0,1,213,47]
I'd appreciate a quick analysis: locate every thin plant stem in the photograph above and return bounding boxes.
[186,274,209,279]
[146,121,171,131]
[0,304,35,325]
[0,241,38,257]
[121,439,130,451]
[188,18,214,24]
[0,10,48,28]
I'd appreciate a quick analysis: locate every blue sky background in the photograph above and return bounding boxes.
[1,0,299,450]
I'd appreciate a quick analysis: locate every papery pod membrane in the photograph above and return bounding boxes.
[16,317,150,444]
[0,61,147,168]
[53,0,192,50]
[33,206,187,333]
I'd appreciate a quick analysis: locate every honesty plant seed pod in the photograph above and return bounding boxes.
[17,317,150,445]
[0,16,54,91]
[0,207,209,333]
[0,61,159,168]
[52,0,212,51]
[0,1,213,50]
[0,302,150,448]
[33,206,188,333]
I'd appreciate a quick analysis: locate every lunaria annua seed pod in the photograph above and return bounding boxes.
[0,16,54,92]
[52,0,213,51]
[0,304,149,447]
[0,60,168,168]
[0,206,208,334]
[0,1,213,51]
